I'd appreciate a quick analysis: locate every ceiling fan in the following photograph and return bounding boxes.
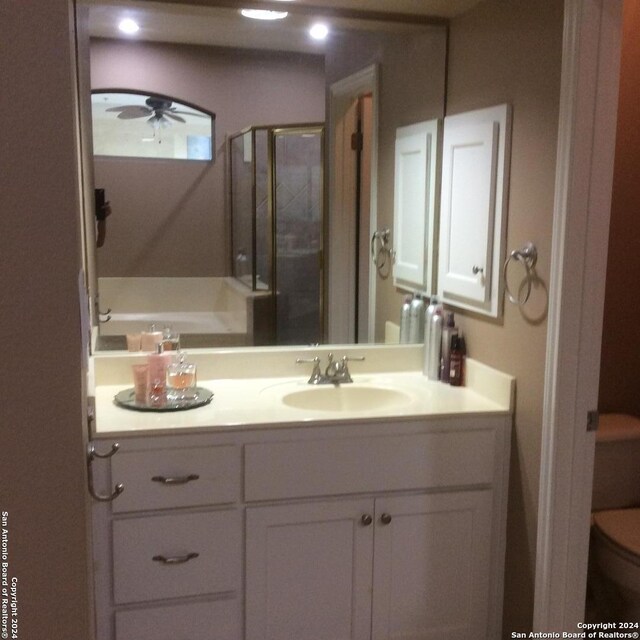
[106,96,203,129]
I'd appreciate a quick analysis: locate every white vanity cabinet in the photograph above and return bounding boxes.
[91,414,510,640]
[243,418,505,640]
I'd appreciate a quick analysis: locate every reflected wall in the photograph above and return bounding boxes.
[91,38,325,278]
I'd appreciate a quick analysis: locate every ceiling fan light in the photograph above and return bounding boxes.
[118,18,140,35]
[240,9,288,21]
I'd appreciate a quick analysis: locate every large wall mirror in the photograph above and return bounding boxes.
[80,0,450,351]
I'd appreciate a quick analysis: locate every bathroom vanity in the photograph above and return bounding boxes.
[89,345,514,640]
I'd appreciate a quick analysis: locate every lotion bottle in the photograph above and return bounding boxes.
[449,334,466,386]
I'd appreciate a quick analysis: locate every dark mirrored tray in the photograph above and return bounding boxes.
[114,387,214,412]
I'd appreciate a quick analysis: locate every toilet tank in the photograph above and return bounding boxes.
[592,414,640,511]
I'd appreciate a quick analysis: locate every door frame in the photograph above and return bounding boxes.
[534,0,622,630]
[327,64,379,344]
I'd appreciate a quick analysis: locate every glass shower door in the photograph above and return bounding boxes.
[272,127,324,345]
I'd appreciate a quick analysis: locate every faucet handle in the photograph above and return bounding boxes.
[325,352,341,378]
[296,356,323,384]
[340,355,365,383]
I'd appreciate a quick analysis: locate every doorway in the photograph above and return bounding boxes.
[327,65,379,344]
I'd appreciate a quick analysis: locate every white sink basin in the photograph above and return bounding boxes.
[280,385,413,412]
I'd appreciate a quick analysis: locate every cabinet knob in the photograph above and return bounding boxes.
[360,514,373,526]
[472,265,484,275]
[380,513,392,525]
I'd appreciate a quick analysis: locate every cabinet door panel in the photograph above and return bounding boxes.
[438,104,511,317]
[372,491,493,640]
[246,499,374,640]
[393,120,439,295]
[440,121,497,303]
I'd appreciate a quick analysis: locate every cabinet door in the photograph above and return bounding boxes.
[438,104,510,317]
[246,499,374,640]
[393,120,439,295]
[371,491,493,640]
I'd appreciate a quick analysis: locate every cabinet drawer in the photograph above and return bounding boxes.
[115,599,241,640]
[245,430,496,501]
[112,510,241,604]
[111,446,240,513]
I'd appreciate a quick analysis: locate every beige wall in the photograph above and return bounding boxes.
[599,0,640,417]
[446,1,564,635]
[90,39,325,277]
[0,1,93,638]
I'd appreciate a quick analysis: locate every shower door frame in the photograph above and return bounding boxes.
[228,123,326,344]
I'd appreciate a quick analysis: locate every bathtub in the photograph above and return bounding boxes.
[97,277,251,346]
[101,310,245,335]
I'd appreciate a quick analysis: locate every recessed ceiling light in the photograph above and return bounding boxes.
[309,23,329,40]
[118,18,140,35]
[241,9,288,20]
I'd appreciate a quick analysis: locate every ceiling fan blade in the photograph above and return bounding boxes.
[107,105,153,119]
[164,112,186,123]
[170,109,209,118]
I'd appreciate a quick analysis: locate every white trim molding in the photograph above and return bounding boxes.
[534,0,622,631]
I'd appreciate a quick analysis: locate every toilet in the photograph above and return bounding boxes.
[589,414,640,621]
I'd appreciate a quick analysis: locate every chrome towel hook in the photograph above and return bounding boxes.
[503,242,538,305]
[87,442,124,502]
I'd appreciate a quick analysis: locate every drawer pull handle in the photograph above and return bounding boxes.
[380,513,392,525]
[152,552,200,565]
[151,474,200,485]
[360,514,373,527]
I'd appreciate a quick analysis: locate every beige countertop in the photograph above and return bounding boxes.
[91,345,514,438]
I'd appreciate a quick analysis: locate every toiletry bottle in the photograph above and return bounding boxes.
[440,312,459,383]
[162,325,181,351]
[426,307,443,380]
[449,333,466,386]
[147,344,173,406]
[408,294,426,343]
[423,296,440,376]
[141,324,163,352]
[399,296,412,344]
[167,351,198,401]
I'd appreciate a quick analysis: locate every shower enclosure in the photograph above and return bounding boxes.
[229,124,324,345]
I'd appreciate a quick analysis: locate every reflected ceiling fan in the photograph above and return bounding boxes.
[106,96,203,129]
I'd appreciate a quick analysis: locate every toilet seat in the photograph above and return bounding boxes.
[592,509,640,565]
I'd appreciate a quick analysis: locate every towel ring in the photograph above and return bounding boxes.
[370,228,393,271]
[503,242,538,305]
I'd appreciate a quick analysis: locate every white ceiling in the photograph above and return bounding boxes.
[85,0,484,53]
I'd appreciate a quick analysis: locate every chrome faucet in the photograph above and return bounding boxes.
[296,353,365,385]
